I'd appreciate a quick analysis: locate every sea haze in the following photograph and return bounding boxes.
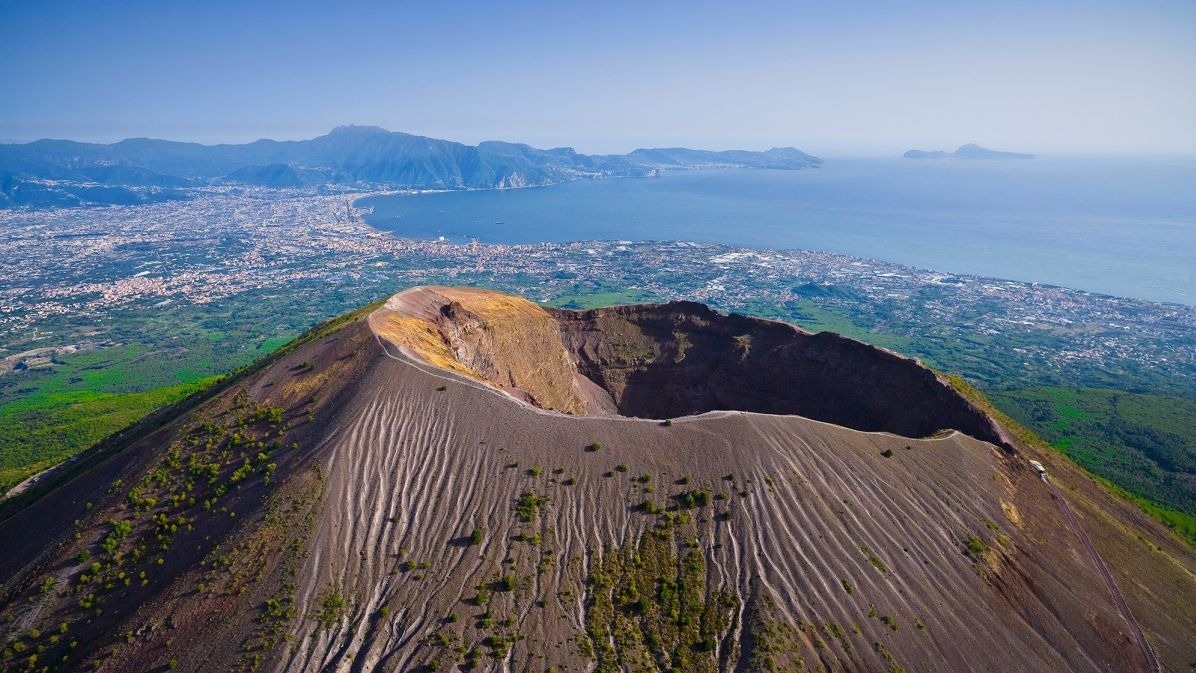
[359,157,1196,305]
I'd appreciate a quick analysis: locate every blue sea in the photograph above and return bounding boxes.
[358,157,1196,305]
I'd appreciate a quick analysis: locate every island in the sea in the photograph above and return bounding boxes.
[904,143,1034,160]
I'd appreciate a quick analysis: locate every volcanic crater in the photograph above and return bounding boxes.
[1,286,1192,673]
[373,286,1010,446]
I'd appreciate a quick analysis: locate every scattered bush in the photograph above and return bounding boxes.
[861,546,888,573]
[317,589,346,625]
[964,535,990,558]
[515,491,546,522]
[675,489,711,509]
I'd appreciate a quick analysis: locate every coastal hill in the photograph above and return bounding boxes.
[1,286,1192,672]
[904,143,1035,160]
[0,126,821,209]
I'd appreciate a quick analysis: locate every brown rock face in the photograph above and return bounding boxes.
[370,286,590,413]
[552,301,1011,446]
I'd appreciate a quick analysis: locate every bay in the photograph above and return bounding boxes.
[358,157,1196,305]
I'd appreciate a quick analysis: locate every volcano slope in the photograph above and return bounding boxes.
[1,286,1194,673]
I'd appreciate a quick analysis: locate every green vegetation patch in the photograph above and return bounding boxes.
[990,387,1196,517]
[546,282,658,311]
[0,379,218,493]
[860,546,888,573]
[583,528,737,672]
[514,491,547,523]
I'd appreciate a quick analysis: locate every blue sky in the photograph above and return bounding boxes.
[1,0,1194,154]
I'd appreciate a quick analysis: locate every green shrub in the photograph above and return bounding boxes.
[964,535,990,558]
[861,546,888,572]
[514,491,546,522]
[640,500,662,514]
[317,589,346,625]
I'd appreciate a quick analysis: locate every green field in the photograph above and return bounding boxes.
[991,387,1196,516]
[0,380,217,492]
[0,340,233,492]
[545,284,659,310]
[0,299,313,494]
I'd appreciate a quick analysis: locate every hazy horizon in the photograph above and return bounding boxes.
[2,1,1194,156]
[5,124,1196,161]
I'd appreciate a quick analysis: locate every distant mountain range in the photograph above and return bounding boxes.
[0,125,821,209]
[904,143,1034,160]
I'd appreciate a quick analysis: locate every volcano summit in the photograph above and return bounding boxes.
[1,287,1192,673]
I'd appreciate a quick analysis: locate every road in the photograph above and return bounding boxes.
[1044,473,1161,673]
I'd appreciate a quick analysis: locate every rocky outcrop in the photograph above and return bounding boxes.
[371,286,590,414]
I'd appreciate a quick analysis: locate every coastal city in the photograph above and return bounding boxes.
[2,187,1193,394]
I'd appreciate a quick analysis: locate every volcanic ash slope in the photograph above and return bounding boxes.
[2,286,1194,673]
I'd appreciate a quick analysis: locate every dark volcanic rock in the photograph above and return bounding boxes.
[551,301,1011,446]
